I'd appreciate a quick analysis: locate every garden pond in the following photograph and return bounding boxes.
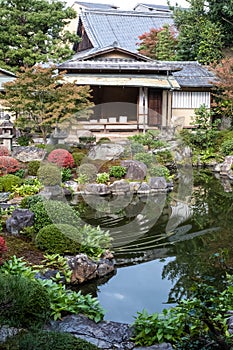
[70,170,233,324]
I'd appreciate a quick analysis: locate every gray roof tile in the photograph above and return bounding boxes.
[80,9,174,51]
[74,2,118,9]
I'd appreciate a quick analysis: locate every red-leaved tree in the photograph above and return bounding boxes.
[211,58,233,124]
[137,24,178,60]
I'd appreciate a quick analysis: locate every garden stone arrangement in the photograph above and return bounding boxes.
[1,127,233,349]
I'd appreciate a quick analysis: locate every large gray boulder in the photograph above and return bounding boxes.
[6,208,34,235]
[12,146,46,162]
[109,179,130,195]
[121,160,147,180]
[88,143,125,160]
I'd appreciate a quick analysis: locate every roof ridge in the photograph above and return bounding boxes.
[82,8,173,17]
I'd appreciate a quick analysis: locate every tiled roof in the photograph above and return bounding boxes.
[74,1,118,9]
[134,3,171,11]
[80,9,174,52]
[170,61,215,87]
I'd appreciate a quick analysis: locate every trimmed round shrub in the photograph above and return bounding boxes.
[109,165,127,179]
[133,152,156,167]
[97,137,111,144]
[37,163,61,186]
[220,138,233,156]
[0,156,20,175]
[0,174,22,192]
[27,160,41,176]
[2,330,100,350]
[48,149,74,168]
[35,224,81,254]
[30,199,80,232]
[72,152,86,166]
[149,164,170,180]
[0,146,9,156]
[78,163,97,182]
[0,273,50,328]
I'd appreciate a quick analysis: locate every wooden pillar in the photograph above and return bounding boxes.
[138,87,148,132]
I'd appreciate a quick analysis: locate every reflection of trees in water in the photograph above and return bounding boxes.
[162,171,233,303]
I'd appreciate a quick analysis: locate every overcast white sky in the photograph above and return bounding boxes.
[65,0,190,10]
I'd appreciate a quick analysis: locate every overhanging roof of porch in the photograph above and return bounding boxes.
[64,74,180,89]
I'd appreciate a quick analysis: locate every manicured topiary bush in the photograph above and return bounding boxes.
[27,160,41,176]
[0,174,22,192]
[0,156,20,175]
[30,199,80,232]
[0,146,10,156]
[37,163,61,186]
[35,224,81,254]
[148,165,170,180]
[2,330,100,350]
[48,149,74,168]
[0,273,50,328]
[72,152,86,166]
[78,163,97,182]
[109,165,127,179]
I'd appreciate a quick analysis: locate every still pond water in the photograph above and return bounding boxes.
[73,170,233,323]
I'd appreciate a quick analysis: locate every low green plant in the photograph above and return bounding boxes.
[80,224,112,259]
[75,173,89,184]
[79,136,96,144]
[1,256,104,323]
[0,273,50,328]
[96,137,111,144]
[35,224,82,254]
[30,199,80,232]
[61,167,72,182]
[109,165,127,179]
[96,172,110,184]
[17,134,32,146]
[3,330,100,350]
[14,168,26,179]
[27,160,41,176]
[129,130,165,150]
[155,150,173,165]
[40,253,72,283]
[37,163,62,186]
[149,165,170,180]
[130,142,146,156]
[0,174,22,192]
[13,178,42,196]
[20,194,44,209]
[133,152,156,167]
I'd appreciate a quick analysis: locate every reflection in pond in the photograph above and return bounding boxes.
[72,171,233,323]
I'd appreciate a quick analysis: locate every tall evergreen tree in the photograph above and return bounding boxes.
[0,0,78,71]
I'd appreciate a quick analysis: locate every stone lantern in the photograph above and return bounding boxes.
[0,114,15,151]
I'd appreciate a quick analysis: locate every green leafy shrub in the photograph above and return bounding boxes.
[37,163,61,186]
[78,163,97,182]
[149,165,170,180]
[220,138,233,156]
[61,167,72,182]
[48,149,74,168]
[130,142,145,156]
[97,137,111,144]
[30,199,80,232]
[155,150,173,164]
[133,152,156,167]
[72,152,86,166]
[0,174,22,192]
[0,273,50,328]
[14,168,26,179]
[3,330,100,350]
[79,135,96,144]
[80,225,112,259]
[96,172,110,184]
[129,130,166,150]
[41,253,72,283]
[109,165,127,179]
[28,160,41,176]
[20,194,44,209]
[0,146,9,156]
[0,156,20,175]
[17,135,32,146]
[1,256,104,323]
[13,178,42,196]
[35,224,81,254]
